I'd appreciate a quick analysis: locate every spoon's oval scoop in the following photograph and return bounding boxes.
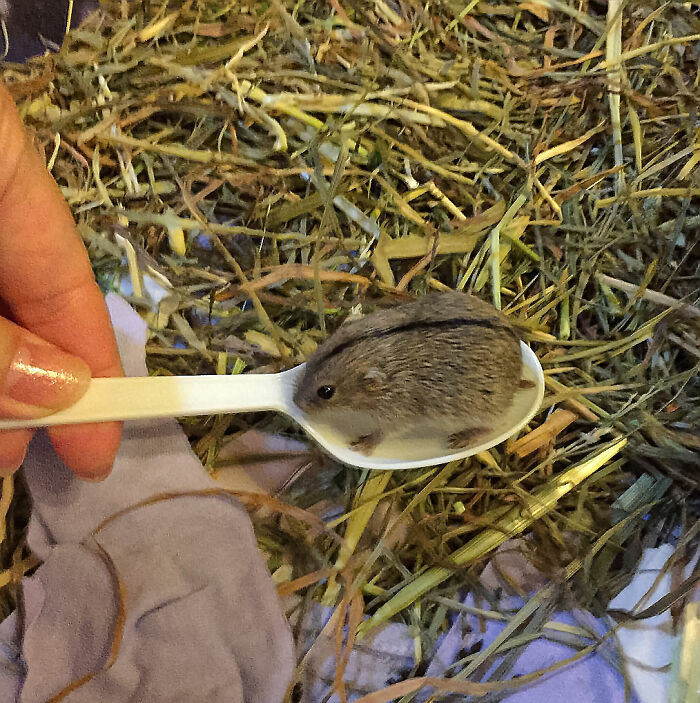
[289,342,544,470]
[0,343,543,471]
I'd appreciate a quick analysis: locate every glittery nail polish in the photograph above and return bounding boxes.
[2,335,91,416]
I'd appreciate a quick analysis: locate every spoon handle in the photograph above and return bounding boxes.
[0,373,288,430]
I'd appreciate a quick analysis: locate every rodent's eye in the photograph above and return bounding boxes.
[317,385,335,400]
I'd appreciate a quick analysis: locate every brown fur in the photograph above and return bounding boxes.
[294,292,523,450]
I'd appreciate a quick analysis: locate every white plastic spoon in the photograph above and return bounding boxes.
[0,342,544,470]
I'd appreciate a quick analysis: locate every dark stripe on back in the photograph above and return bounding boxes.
[314,317,516,365]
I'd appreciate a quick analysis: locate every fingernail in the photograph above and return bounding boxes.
[79,460,114,482]
[80,466,113,483]
[2,335,91,416]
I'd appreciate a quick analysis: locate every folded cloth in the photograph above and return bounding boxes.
[0,293,294,702]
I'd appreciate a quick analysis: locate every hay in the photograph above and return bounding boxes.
[1,0,698,698]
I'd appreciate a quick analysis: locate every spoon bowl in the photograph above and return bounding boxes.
[289,342,544,469]
[0,342,544,470]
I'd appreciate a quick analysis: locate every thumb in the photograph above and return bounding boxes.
[0,315,91,419]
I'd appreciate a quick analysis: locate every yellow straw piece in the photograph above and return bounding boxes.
[357,439,627,636]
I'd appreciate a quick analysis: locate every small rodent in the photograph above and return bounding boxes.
[293,291,532,455]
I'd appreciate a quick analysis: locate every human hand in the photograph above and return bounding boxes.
[0,82,123,480]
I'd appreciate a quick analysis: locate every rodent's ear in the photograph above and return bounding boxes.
[362,367,386,393]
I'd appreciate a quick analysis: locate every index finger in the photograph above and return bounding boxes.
[0,82,123,478]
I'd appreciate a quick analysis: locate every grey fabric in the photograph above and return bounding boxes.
[0,0,98,63]
[0,294,294,702]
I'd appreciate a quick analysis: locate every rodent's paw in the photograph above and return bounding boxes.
[448,427,490,450]
[350,430,383,456]
[517,379,536,390]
